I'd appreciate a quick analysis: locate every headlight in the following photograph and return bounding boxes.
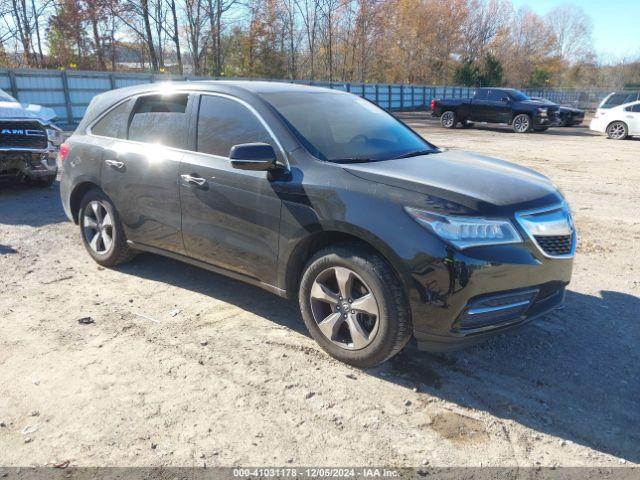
[537,107,548,117]
[404,207,522,249]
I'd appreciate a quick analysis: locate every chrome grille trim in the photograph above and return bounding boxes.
[515,202,576,259]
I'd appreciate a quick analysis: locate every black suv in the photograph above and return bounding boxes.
[60,81,575,367]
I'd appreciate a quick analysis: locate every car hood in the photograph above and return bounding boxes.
[523,99,558,109]
[343,150,563,216]
[0,100,57,123]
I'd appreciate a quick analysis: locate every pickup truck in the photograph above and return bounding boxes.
[0,88,61,187]
[430,88,560,133]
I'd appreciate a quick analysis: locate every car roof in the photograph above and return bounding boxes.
[77,80,345,132]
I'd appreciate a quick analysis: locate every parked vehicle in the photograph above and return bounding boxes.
[531,97,585,127]
[0,89,62,187]
[60,81,575,367]
[430,88,560,133]
[590,100,640,140]
[595,91,640,117]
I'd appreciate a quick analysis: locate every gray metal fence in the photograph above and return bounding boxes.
[0,67,616,128]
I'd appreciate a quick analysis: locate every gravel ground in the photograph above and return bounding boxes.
[0,116,638,469]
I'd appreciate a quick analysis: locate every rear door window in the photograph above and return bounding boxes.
[128,94,190,149]
[474,90,489,100]
[196,95,273,158]
[91,101,130,139]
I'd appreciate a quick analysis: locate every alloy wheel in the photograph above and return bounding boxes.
[441,112,455,128]
[514,115,530,133]
[608,122,626,139]
[82,201,113,254]
[309,267,380,350]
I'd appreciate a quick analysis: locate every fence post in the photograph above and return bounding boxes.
[375,84,379,106]
[346,82,351,93]
[388,84,392,111]
[109,73,116,90]
[60,70,74,126]
[423,86,427,109]
[400,85,404,110]
[411,86,415,110]
[8,70,19,99]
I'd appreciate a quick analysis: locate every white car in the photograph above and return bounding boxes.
[590,92,640,140]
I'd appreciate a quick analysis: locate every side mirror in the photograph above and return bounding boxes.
[501,97,510,104]
[229,143,278,171]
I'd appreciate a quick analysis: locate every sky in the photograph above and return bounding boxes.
[510,0,640,61]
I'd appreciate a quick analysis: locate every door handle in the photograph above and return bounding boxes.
[105,159,125,170]
[181,174,207,187]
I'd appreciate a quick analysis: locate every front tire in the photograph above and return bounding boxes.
[606,121,628,140]
[512,114,532,133]
[79,188,135,267]
[298,244,412,368]
[440,111,457,129]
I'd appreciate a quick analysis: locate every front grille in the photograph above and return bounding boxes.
[534,235,572,256]
[0,121,48,150]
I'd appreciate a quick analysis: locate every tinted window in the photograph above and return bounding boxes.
[197,95,273,157]
[474,89,489,100]
[128,94,189,148]
[262,91,433,162]
[488,90,505,101]
[602,92,639,108]
[91,101,130,139]
[633,104,640,113]
[509,90,530,101]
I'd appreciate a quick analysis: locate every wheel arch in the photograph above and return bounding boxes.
[70,181,102,224]
[606,120,628,131]
[283,227,412,301]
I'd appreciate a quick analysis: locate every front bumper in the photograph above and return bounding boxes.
[589,117,607,133]
[403,204,575,352]
[414,283,567,351]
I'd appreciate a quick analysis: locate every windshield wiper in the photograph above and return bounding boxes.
[391,149,433,160]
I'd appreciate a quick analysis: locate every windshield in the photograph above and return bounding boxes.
[509,91,531,101]
[0,89,18,102]
[261,91,435,162]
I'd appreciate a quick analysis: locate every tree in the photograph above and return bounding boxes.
[545,4,593,63]
[453,60,479,86]
[478,53,504,86]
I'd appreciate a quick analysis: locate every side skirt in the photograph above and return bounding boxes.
[127,240,288,298]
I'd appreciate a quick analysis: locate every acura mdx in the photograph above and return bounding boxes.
[60,81,575,367]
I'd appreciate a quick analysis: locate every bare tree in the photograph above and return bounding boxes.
[545,4,593,62]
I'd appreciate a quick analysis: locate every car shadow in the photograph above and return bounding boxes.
[0,180,68,227]
[371,288,640,463]
[114,253,639,462]
[113,253,306,336]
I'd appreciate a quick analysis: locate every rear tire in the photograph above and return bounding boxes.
[298,244,412,368]
[440,111,457,129]
[606,121,628,140]
[79,188,135,267]
[512,114,532,133]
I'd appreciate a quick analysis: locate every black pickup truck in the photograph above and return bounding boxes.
[430,88,560,133]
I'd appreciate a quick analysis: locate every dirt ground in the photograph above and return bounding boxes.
[0,116,638,469]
